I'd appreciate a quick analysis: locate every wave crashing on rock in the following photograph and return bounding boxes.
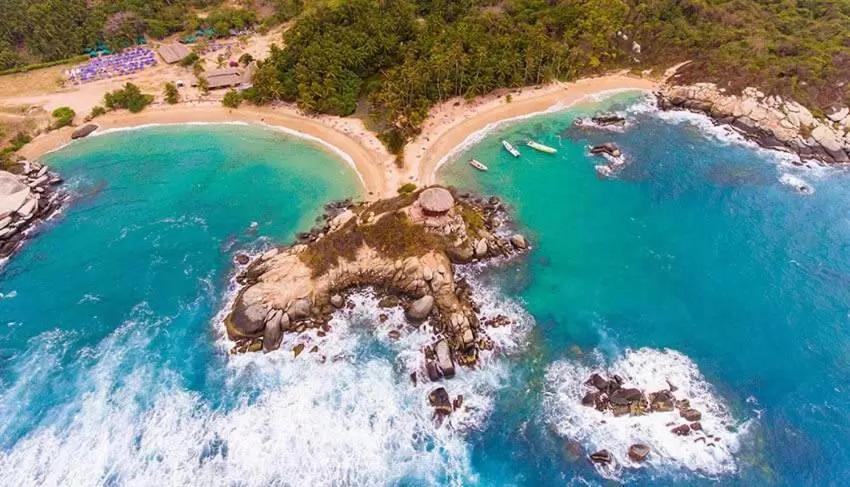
[544,347,750,481]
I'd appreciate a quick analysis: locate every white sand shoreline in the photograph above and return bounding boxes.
[428,87,651,177]
[86,120,367,190]
[16,72,663,198]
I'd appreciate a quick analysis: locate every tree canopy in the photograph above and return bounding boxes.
[249,0,850,148]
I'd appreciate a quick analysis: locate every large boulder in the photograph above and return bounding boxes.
[287,298,312,320]
[649,390,675,412]
[227,302,268,338]
[510,234,528,250]
[262,309,283,352]
[406,295,434,321]
[71,124,98,139]
[680,408,702,421]
[428,387,453,416]
[0,171,32,219]
[609,387,643,406]
[628,444,650,462]
[435,339,456,379]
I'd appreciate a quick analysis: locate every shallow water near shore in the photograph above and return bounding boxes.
[2,96,850,485]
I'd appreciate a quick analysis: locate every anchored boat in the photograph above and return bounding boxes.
[468,159,489,171]
[502,140,521,157]
[527,140,557,154]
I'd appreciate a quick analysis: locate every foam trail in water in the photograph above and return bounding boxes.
[0,276,532,486]
[544,347,750,481]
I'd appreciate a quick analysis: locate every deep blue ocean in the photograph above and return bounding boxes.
[2,96,849,486]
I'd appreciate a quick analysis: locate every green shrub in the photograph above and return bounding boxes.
[238,53,254,66]
[222,89,242,108]
[397,183,417,194]
[87,105,107,120]
[163,82,179,104]
[51,106,75,129]
[179,52,199,67]
[104,83,154,113]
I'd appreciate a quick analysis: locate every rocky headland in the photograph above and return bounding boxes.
[658,83,850,164]
[0,162,64,261]
[225,186,528,389]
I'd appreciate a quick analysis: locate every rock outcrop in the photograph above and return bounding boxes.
[578,371,723,463]
[0,163,64,260]
[71,124,98,139]
[659,83,850,164]
[225,186,529,374]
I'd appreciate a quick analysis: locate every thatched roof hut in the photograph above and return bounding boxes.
[418,187,454,216]
[158,43,191,64]
[204,68,245,89]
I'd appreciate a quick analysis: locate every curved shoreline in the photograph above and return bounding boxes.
[17,74,661,199]
[19,103,397,199]
[403,74,659,185]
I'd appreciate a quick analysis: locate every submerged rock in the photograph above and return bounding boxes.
[589,449,613,464]
[589,143,622,158]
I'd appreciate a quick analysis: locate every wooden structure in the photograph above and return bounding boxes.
[158,43,191,64]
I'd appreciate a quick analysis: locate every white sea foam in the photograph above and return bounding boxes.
[779,173,814,195]
[627,97,803,167]
[0,277,532,486]
[544,348,750,481]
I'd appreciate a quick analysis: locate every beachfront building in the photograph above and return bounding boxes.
[204,68,244,90]
[195,65,255,90]
[158,43,191,64]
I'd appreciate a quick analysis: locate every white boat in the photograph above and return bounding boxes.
[502,140,521,157]
[527,140,557,154]
[468,159,489,171]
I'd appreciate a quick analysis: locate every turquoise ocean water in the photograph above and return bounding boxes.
[2,97,849,485]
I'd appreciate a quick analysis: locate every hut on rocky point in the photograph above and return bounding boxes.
[418,187,455,217]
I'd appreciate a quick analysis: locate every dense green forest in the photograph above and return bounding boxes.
[0,0,302,70]
[247,0,850,149]
[2,0,847,152]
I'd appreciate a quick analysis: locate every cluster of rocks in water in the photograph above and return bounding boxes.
[588,142,628,178]
[0,163,64,260]
[579,372,720,468]
[225,186,528,422]
[575,113,627,131]
[659,83,850,164]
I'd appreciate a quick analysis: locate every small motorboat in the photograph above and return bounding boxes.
[502,140,521,157]
[527,140,557,154]
[468,159,489,171]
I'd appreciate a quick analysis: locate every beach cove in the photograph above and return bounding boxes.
[2,80,850,486]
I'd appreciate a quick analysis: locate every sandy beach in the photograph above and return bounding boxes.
[19,102,400,198]
[402,73,659,186]
[15,72,661,199]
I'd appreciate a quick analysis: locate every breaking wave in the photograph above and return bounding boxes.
[0,277,532,486]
